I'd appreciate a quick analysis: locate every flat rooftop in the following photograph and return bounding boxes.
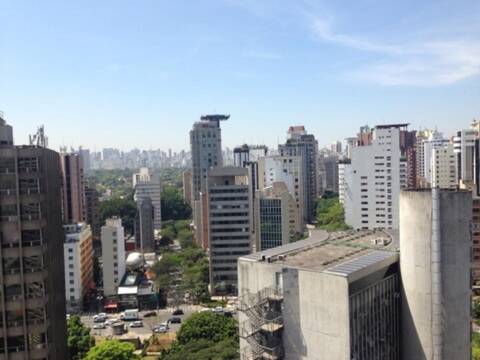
[241,229,399,274]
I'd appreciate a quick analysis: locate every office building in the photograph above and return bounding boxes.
[207,167,253,295]
[278,126,318,223]
[255,182,301,251]
[60,151,86,223]
[318,153,339,194]
[422,130,449,186]
[340,124,408,230]
[238,230,400,360]
[238,189,472,360]
[454,124,478,183]
[0,117,67,358]
[133,167,162,232]
[134,197,155,252]
[84,183,100,248]
[63,223,94,312]
[430,143,457,189]
[190,115,226,201]
[182,169,193,206]
[101,218,126,297]
[400,189,471,359]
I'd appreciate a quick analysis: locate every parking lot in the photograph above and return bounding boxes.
[80,306,203,342]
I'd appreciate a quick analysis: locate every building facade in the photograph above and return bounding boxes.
[0,117,67,359]
[430,143,457,189]
[64,223,94,312]
[60,151,85,223]
[101,218,126,297]
[134,197,155,252]
[207,167,253,295]
[133,167,162,232]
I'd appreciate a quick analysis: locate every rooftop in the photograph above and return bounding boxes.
[241,229,398,274]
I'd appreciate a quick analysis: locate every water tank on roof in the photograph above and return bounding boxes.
[126,252,143,269]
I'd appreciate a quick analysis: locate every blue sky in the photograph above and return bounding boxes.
[1,0,479,151]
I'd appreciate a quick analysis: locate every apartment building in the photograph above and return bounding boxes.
[133,167,162,232]
[430,143,457,189]
[63,223,94,312]
[60,151,85,223]
[0,117,67,359]
[101,218,126,297]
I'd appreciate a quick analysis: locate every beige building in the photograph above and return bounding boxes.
[430,143,457,189]
[102,218,126,296]
[183,169,193,206]
[64,223,94,312]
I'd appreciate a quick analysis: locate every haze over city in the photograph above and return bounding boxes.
[2,0,479,151]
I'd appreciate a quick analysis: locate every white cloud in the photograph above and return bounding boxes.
[310,16,480,86]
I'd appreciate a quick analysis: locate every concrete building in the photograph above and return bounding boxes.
[319,153,339,194]
[238,230,400,360]
[278,126,318,223]
[0,117,67,358]
[190,115,226,201]
[60,151,86,223]
[422,131,449,186]
[341,124,408,230]
[255,182,301,251]
[133,167,162,232]
[182,169,193,206]
[430,143,457,189]
[258,155,305,229]
[84,183,100,250]
[400,190,471,360]
[101,218,126,297]
[454,124,478,183]
[207,167,253,295]
[64,223,94,312]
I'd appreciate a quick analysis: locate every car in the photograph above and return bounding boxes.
[160,321,169,328]
[153,325,168,333]
[92,323,106,330]
[143,311,157,318]
[212,306,224,314]
[168,317,182,324]
[224,311,233,318]
[129,321,143,328]
[93,314,107,323]
[105,319,119,327]
[172,309,184,316]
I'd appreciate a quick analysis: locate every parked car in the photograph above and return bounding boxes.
[120,309,139,321]
[143,311,157,318]
[92,323,106,330]
[153,325,168,333]
[105,319,119,327]
[93,313,107,323]
[212,306,224,314]
[224,311,233,318]
[129,321,143,328]
[168,317,182,324]
[172,309,184,316]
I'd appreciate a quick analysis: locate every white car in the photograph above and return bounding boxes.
[129,321,143,328]
[92,323,106,330]
[93,314,108,323]
[105,319,119,327]
[154,325,168,333]
[212,306,224,314]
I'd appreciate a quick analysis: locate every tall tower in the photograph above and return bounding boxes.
[190,115,227,201]
[60,151,86,223]
[0,117,68,358]
[400,189,471,360]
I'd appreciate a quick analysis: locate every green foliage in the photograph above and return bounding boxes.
[159,168,185,188]
[474,299,480,319]
[67,315,95,360]
[177,228,194,248]
[160,224,176,243]
[84,340,139,360]
[161,312,239,360]
[316,195,351,231]
[87,169,135,198]
[473,333,480,360]
[162,186,192,221]
[98,193,137,235]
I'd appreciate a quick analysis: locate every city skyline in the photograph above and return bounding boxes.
[2,0,479,151]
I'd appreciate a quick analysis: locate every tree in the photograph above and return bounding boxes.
[67,315,95,360]
[98,195,137,235]
[474,299,480,319]
[162,186,192,220]
[84,340,139,360]
[316,195,351,231]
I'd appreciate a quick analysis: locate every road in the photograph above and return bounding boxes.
[81,305,203,341]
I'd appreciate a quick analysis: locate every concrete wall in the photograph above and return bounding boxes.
[400,190,471,360]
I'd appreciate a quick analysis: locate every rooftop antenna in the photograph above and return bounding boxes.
[29,125,48,148]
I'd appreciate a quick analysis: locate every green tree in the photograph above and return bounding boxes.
[98,195,137,235]
[67,315,95,360]
[474,299,480,319]
[316,194,351,231]
[473,333,480,360]
[162,186,192,221]
[84,340,139,360]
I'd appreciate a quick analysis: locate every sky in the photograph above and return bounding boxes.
[1,0,479,152]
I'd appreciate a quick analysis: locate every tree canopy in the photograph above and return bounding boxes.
[98,193,137,235]
[161,312,239,360]
[67,315,95,360]
[161,186,192,221]
[316,194,351,231]
[84,340,139,360]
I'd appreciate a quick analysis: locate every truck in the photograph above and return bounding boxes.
[120,309,139,321]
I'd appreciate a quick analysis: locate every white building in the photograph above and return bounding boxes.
[430,143,457,189]
[454,124,478,184]
[341,124,407,230]
[64,223,94,312]
[133,167,162,232]
[101,218,126,297]
[422,130,449,184]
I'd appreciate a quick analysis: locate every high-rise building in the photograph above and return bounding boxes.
[63,223,94,312]
[134,197,155,251]
[400,189,471,359]
[454,124,478,183]
[0,117,67,359]
[422,130,449,186]
[258,155,305,229]
[340,124,408,230]
[79,147,91,172]
[182,169,193,206]
[278,126,318,223]
[133,167,162,232]
[101,218,126,297]
[60,151,86,223]
[190,115,226,201]
[84,183,100,249]
[207,167,252,295]
[319,153,339,194]
[255,182,301,251]
[430,143,457,189]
